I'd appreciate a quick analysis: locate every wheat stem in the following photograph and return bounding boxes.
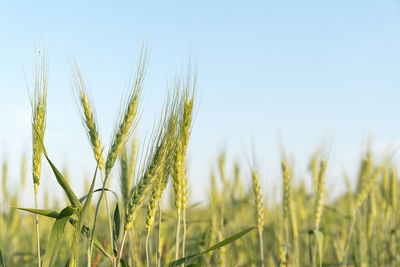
[251,171,265,266]
[258,229,265,267]
[175,211,181,260]
[116,230,128,267]
[343,209,357,267]
[31,46,47,267]
[145,232,150,267]
[182,208,187,258]
[89,171,114,265]
[314,159,326,231]
[86,235,91,267]
[34,184,41,267]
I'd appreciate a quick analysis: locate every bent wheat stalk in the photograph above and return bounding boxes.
[117,96,178,266]
[71,56,118,266]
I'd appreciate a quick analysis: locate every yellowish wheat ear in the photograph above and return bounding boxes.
[105,51,146,178]
[355,166,382,209]
[281,160,291,221]
[251,171,264,233]
[72,64,104,171]
[390,167,397,211]
[32,49,48,188]
[314,158,326,231]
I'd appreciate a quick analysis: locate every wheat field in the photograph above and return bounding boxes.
[0,48,399,267]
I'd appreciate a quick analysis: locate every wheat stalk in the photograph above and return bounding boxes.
[251,171,265,267]
[179,91,194,258]
[72,60,104,171]
[171,143,183,260]
[71,57,116,265]
[314,158,326,231]
[117,98,178,266]
[344,165,382,266]
[31,47,48,267]
[90,48,147,265]
[281,160,291,245]
[356,151,372,197]
[104,50,146,177]
[170,74,196,259]
[145,172,169,267]
[355,166,382,209]
[124,114,176,229]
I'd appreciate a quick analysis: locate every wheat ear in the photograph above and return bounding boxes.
[314,158,326,231]
[281,160,291,244]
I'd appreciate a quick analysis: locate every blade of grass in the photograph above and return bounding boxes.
[32,124,81,208]
[119,258,129,267]
[167,227,255,267]
[113,203,121,257]
[15,207,59,218]
[42,206,77,267]
[70,163,98,266]
[79,188,119,203]
[14,207,112,259]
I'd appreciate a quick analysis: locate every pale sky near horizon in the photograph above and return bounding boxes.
[1,1,400,206]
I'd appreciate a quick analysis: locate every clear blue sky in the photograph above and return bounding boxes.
[1,1,400,205]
